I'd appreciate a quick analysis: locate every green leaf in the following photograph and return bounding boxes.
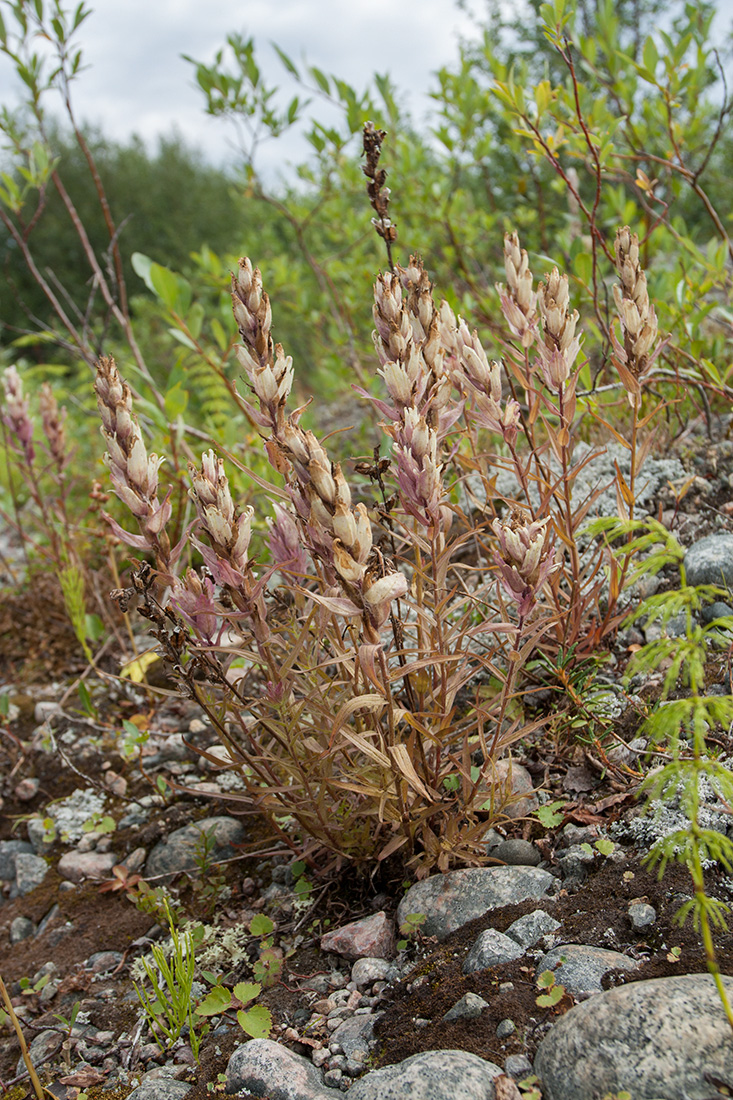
[150,262,185,311]
[309,66,330,94]
[195,985,232,1016]
[233,981,261,1007]
[642,37,659,78]
[249,914,274,937]
[237,1004,272,1039]
[131,251,155,292]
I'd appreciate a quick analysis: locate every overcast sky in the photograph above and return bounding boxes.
[0,0,731,182]
[0,0,486,179]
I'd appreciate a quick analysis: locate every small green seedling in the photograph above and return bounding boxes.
[249,914,285,988]
[536,968,566,1008]
[534,800,567,828]
[196,979,272,1039]
[397,911,427,950]
[580,838,616,857]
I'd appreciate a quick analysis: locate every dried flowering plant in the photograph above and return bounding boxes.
[93,195,673,874]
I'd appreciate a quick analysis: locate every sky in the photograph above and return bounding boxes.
[0,0,731,184]
[0,0,486,180]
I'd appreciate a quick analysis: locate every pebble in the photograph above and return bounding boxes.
[462,929,525,974]
[535,974,733,1100]
[227,1037,340,1098]
[0,839,36,879]
[492,838,541,866]
[347,1049,504,1100]
[628,901,657,929]
[684,534,733,591]
[479,759,539,819]
[496,1018,516,1039]
[537,944,640,998]
[443,993,489,1022]
[144,816,245,880]
[351,957,392,988]
[397,866,555,940]
[57,849,117,883]
[504,1053,533,1078]
[126,1078,193,1099]
[10,915,36,942]
[321,911,395,960]
[14,851,49,894]
[505,909,561,949]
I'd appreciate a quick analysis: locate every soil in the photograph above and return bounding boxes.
[2,419,733,1097]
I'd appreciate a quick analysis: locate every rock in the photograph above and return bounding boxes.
[16,1028,62,1074]
[86,950,124,973]
[126,1079,193,1100]
[15,852,48,894]
[0,839,35,880]
[535,974,733,1100]
[347,1049,504,1100]
[34,700,62,723]
[702,600,733,624]
[226,1037,340,1098]
[443,993,489,1022]
[397,866,555,941]
[537,944,640,998]
[492,838,541,866]
[504,1054,532,1078]
[145,816,245,880]
[329,1013,378,1056]
[505,910,561,949]
[14,777,40,801]
[496,1019,516,1039]
[26,818,55,852]
[462,929,525,974]
[480,759,538,819]
[46,789,107,843]
[57,850,117,883]
[351,958,392,988]
[10,916,36,942]
[628,902,657,930]
[684,534,733,591]
[321,912,394,960]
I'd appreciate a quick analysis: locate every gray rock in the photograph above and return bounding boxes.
[505,1053,533,1078]
[16,1028,62,1074]
[684,534,733,592]
[397,867,555,941]
[351,958,392,988]
[227,1038,340,1098]
[462,929,525,974]
[537,944,640,998]
[442,993,489,1022]
[126,1080,192,1100]
[0,839,35,880]
[87,950,124,973]
[628,902,657,930]
[492,838,541,866]
[702,601,733,624]
[15,852,48,894]
[478,759,538,819]
[535,974,733,1100]
[496,1018,516,1039]
[145,816,245,880]
[505,910,561,949]
[347,1049,504,1100]
[57,850,117,883]
[10,916,35,942]
[329,1014,378,1056]
[26,817,55,852]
